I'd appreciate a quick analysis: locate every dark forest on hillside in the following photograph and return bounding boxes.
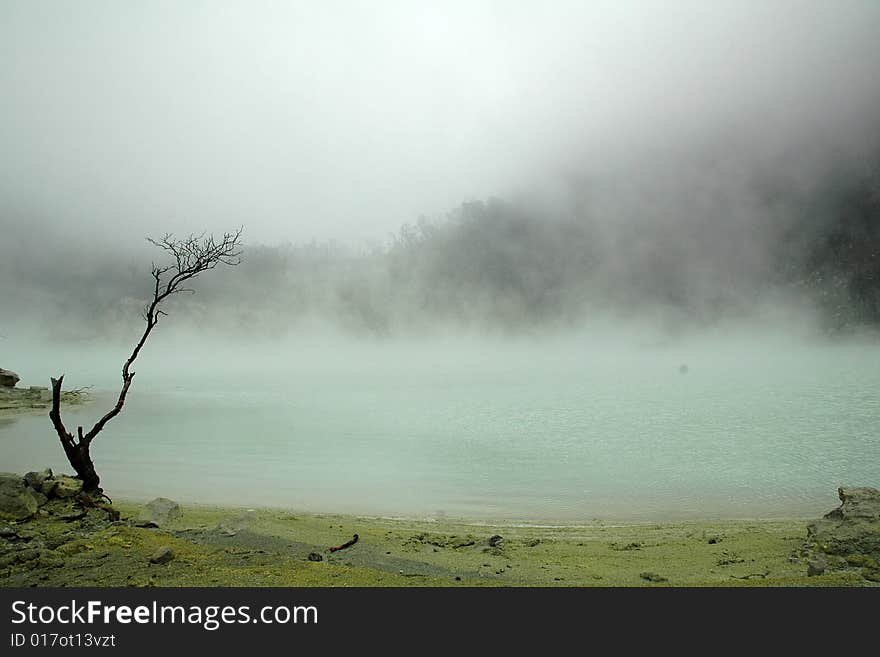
[2,150,877,341]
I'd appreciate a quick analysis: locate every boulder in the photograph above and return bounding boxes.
[23,469,53,491]
[52,476,83,499]
[0,474,39,520]
[803,486,880,580]
[807,555,827,576]
[137,498,181,527]
[0,368,20,388]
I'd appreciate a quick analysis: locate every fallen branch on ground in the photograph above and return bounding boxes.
[329,534,359,552]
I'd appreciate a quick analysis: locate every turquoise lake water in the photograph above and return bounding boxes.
[2,334,878,521]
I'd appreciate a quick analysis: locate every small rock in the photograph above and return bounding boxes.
[807,556,827,577]
[134,521,160,529]
[307,552,323,562]
[707,536,721,544]
[640,571,668,583]
[149,546,175,564]
[137,498,181,527]
[488,534,504,548]
[526,538,541,547]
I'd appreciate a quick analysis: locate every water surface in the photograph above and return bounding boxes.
[2,334,878,521]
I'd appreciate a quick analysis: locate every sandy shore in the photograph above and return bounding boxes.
[1,498,870,587]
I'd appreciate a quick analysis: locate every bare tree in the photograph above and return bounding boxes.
[49,229,243,494]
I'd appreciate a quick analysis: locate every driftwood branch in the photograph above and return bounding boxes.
[329,534,359,552]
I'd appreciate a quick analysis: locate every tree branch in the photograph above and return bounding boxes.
[52,228,244,451]
[49,375,75,449]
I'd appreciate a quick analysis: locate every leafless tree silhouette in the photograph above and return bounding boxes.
[49,229,243,493]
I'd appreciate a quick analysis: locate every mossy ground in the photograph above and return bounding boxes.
[1,500,871,587]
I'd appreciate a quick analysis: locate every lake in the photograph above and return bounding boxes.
[2,332,878,521]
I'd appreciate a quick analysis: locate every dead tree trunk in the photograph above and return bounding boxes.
[48,229,242,494]
[49,376,101,491]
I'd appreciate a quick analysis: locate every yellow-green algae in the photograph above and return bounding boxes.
[1,501,871,587]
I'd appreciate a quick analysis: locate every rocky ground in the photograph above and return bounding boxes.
[800,486,880,581]
[1,469,878,587]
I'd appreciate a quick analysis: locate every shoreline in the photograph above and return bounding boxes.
[2,493,875,587]
[100,489,837,527]
[0,386,92,418]
[148,498,822,528]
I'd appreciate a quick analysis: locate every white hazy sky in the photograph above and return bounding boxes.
[2,0,879,246]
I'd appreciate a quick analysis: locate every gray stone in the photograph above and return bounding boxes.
[487,534,504,548]
[137,498,181,527]
[149,546,175,564]
[0,474,39,520]
[0,368,20,388]
[807,555,827,576]
[307,552,323,562]
[804,486,880,580]
[23,469,53,490]
[52,476,83,499]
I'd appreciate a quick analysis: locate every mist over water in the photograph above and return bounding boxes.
[2,2,880,519]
